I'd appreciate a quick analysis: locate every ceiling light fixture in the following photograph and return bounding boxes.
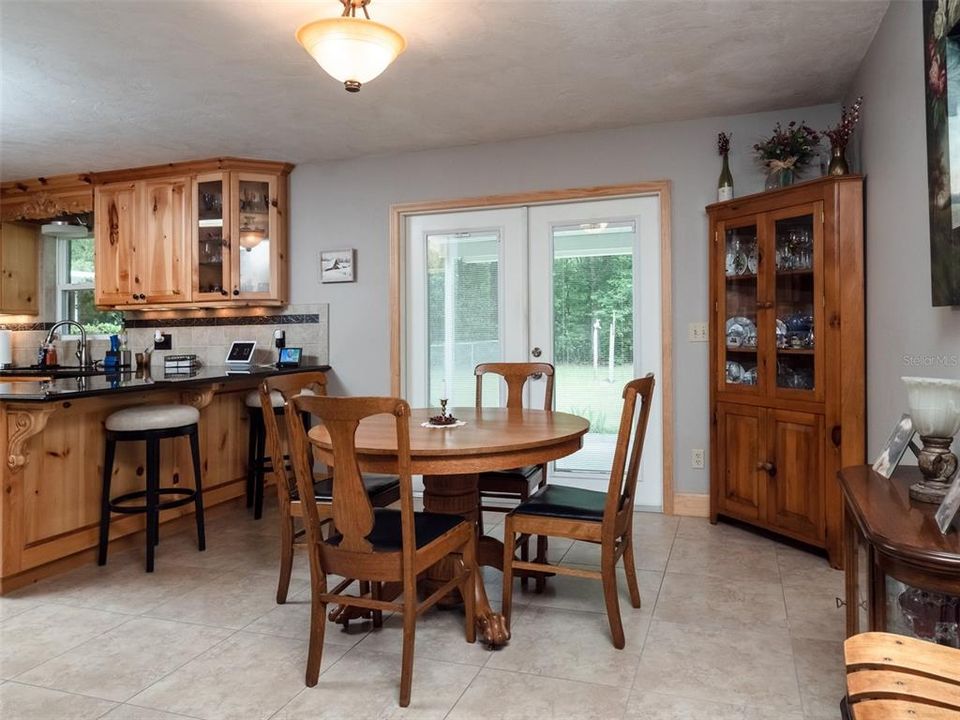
[296,0,406,93]
[238,217,266,251]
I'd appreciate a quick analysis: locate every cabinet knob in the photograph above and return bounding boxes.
[232,289,240,296]
[220,290,229,297]
[757,461,777,477]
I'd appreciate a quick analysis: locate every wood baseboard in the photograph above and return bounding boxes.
[672,493,709,517]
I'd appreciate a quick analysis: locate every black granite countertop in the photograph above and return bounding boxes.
[0,364,331,402]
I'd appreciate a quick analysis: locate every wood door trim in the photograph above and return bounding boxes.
[388,181,675,514]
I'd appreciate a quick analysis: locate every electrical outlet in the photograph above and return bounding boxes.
[687,322,709,342]
[691,448,705,469]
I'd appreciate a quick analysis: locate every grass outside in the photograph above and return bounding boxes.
[431,361,633,435]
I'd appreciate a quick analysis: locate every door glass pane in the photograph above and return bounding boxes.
[197,179,226,295]
[724,224,759,388]
[237,179,271,293]
[552,220,635,474]
[774,215,815,391]
[427,232,500,407]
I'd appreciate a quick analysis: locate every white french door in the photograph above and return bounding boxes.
[404,196,663,509]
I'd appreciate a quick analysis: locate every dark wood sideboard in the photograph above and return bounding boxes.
[839,466,960,646]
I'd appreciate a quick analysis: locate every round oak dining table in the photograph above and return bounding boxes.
[308,406,590,647]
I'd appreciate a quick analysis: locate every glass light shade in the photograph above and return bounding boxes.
[296,17,406,89]
[238,227,266,251]
[902,376,960,437]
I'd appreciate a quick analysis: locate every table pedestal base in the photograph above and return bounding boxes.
[423,473,510,648]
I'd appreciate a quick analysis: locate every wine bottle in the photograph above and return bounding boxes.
[718,152,734,201]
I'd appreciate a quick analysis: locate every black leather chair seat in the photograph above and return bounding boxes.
[511,485,610,522]
[481,465,539,481]
[326,508,465,551]
[292,473,400,502]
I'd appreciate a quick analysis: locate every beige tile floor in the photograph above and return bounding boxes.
[0,498,847,720]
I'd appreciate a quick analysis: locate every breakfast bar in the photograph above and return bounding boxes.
[0,365,329,593]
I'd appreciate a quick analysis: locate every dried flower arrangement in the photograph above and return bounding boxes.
[823,96,863,150]
[753,121,821,177]
[717,132,731,156]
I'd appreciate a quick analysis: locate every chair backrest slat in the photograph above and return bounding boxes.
[287,395,414,561]
[258,372,328,510]
[604,374,655,525]
[474,362,555,411]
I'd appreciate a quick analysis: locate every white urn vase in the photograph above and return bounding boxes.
[902,376,960,503]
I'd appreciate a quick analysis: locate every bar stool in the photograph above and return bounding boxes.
[245,388,313,520]
[98,403,205,572]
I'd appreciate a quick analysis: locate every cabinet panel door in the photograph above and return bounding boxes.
[766,409,824,542]
[716,403,765,521]
[137,177,190,303]
[0,222,39,314]
[94,182,137,305]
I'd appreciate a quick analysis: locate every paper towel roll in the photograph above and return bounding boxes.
[0,329,11,367]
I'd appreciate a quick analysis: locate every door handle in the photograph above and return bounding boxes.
[757,461,777,477]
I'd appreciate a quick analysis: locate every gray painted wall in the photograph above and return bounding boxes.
[288,103,840,495]
[845,0,960,459]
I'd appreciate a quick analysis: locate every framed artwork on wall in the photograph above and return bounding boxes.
[320,249,355,283]
[923,0,960,306]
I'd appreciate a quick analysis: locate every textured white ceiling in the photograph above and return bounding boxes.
[0,0,889,181]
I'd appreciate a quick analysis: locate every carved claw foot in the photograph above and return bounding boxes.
[476,611,510,648]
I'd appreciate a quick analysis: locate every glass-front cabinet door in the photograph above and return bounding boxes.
[231,172,279,299]
[193,172,231,301]
[718,218,763,396]
[768,204,824,402]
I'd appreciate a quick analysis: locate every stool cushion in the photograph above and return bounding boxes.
[106,404,200,433]
[245,387,316,409]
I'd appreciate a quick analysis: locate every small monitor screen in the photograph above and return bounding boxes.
[226,341,256,364]
[279,347,302,364]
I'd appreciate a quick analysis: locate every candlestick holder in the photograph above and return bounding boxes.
[439,397,448,419]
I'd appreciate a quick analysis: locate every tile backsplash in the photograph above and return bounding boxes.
[3,304,329,369]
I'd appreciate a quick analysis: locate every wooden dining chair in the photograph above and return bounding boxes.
[258,373,401,604]
[475,362,555,591]
[842,632,960,719]
[286,394,477,707]
[501,373,655,649]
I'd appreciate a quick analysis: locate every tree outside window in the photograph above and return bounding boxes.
[57,235,123,335]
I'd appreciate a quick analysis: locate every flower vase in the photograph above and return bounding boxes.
[827,144,850,176]
[765,167,795,191]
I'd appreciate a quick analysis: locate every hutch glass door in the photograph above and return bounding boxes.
[194,173,231,300]
[720,219,762,395]
[770,204,823,400]
[232,173,278,298]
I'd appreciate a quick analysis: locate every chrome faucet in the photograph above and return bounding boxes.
[44,321,88,368]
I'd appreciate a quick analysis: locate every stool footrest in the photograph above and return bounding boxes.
[109,487,199,514]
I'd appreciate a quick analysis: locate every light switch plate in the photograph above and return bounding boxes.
[688,322,709,342]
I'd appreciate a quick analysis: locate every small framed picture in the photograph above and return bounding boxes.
[320,249,355,283]
[872,414,916,478]
[935,470,960,534]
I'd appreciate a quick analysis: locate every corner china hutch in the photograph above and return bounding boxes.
[707,176,865,568]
